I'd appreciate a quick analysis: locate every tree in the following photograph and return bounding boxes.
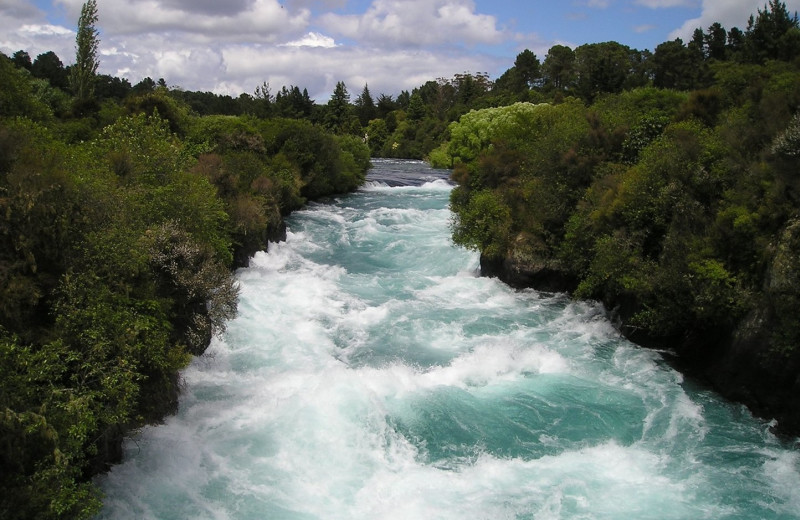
[354,83,376,126]
[274,85,313,119]
[132,76,156,95]
[396,89,411,109]
[745,0,800,62]
[0,54,49,119]
[11,50,31,70]
[407,92,426,121]
[325,81,354,133]
[376,93,397,119]
[652,39,696,90]
[70,0,100,107]
[514,49,542,89]
[542,44,575,91]
[95,74,131,100]
[705,22,728,60]
[573,41,634,100]
[253,81,272,118]
[31,51,68,89]
[727,27,747,59]
[690,28,707,59]
[453,72,491,106]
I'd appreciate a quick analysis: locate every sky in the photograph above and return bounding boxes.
[1,0,799,101]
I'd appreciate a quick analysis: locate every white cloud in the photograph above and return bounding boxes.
[281,31,338,48]
[0,0,512,101]
[318,0,506,48]
[220,44,502,99]
[669,0,800,40]
[53,0,311,43]
[1,0,511,100]
[19,23,73,36]
[1,26,73,62]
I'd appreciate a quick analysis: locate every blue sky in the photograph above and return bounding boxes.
[1,0,797,100]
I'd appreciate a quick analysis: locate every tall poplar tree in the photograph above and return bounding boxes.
[70,0,100,107]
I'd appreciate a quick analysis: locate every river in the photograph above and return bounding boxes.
[96,159,799,519]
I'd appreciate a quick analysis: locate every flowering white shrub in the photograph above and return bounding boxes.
[772,112,800,157]
[147,221,238,354]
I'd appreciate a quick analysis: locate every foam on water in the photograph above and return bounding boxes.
[96,160,799,520]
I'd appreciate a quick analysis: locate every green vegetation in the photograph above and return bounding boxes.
[3,0,800,516]
[70,0,99,112]
[437,2,800,402]
[0,3,369,518]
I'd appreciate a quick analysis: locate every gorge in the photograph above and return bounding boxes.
[95,160,800,519]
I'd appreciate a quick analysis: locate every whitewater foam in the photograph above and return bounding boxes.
[96,160,800,520]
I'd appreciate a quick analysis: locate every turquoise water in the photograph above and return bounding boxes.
[96,159,799,519]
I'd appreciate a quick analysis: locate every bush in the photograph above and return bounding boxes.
[450,188,512,259]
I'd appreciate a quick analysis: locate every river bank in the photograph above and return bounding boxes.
[479,250,800,438]
[95,160,800,519]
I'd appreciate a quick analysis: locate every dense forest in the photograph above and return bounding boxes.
[1,0,799,518]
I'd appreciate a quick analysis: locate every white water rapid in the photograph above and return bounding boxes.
[95,159,800,520]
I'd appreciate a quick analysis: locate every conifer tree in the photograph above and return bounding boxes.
[355,84,376,126]
[326,81,352,133]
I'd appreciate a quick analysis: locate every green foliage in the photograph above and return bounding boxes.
[267,117,368,198]
[573,230,653,302]
[442,102,562,166]
[652,38,707,90]
[336,133,372,179]
[745,0,800,63]
[325,81,360,134]
[443,39,799,354]
[365,118,389,156]
[771,111,800,156]
[621,114,671,163]
[574,41,643,100]
[3,1,799,514]
[125,88,193,135]
[0,53,51,120]
[70,0,99,109]
[0,119,77,334]
[592,87,686,131]
[145,221,238,354]
[95,112,186,183]
[542,45,575,91]
[31,51,68,90]
[450,188,512,259]
[0,72,368,520]
[768,219,800,354]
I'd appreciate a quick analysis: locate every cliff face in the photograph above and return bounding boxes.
[479,220,800,437]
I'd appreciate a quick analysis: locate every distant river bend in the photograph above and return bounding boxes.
[96,159,800,520]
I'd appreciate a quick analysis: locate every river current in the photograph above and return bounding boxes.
[96,159,799,519]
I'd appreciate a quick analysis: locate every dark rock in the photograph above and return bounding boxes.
[479,254,578,293]
[232,219,288,269]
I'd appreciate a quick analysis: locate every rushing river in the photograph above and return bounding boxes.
[96,159,799,519]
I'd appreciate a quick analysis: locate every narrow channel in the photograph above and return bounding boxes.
[96,159,800,520]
